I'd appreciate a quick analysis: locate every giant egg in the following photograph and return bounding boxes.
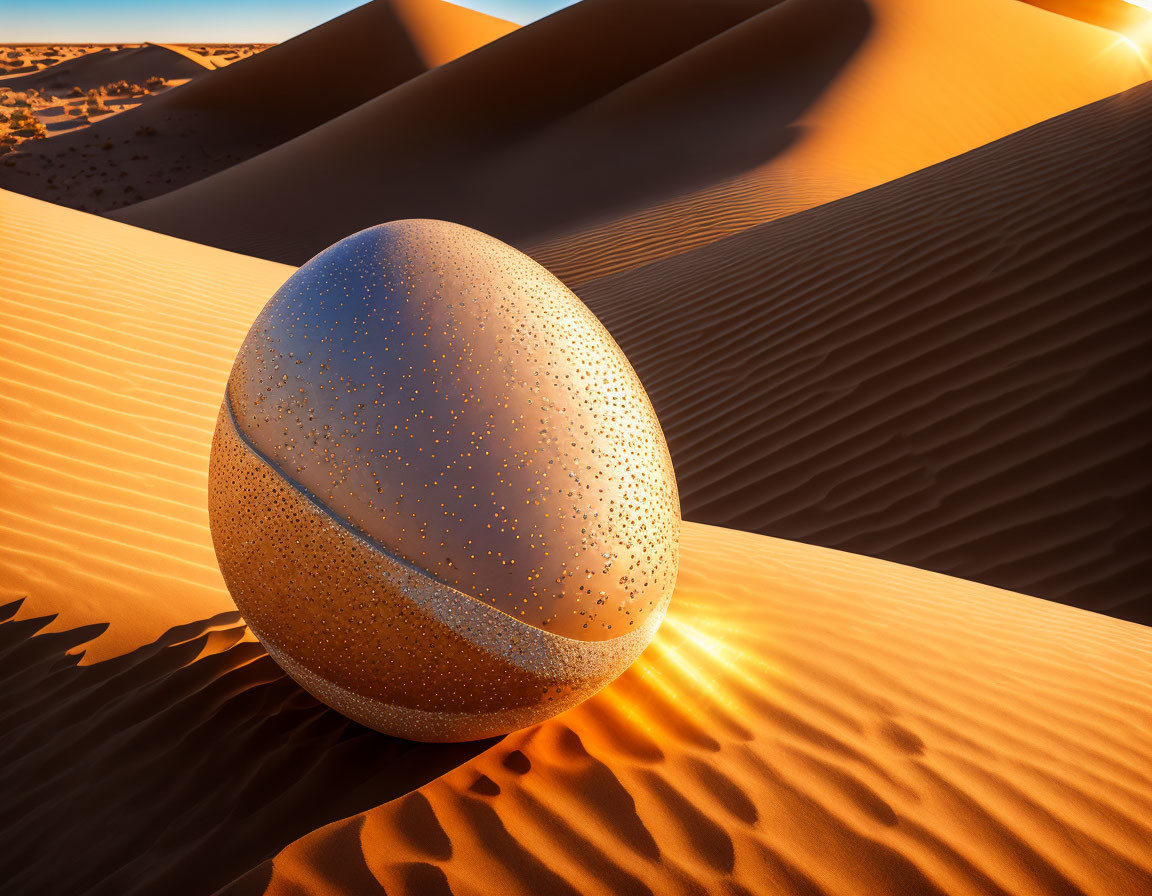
[208,220,680,742]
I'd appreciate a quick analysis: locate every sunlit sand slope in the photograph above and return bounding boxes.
[2,77,1149,664]
[218,521,1152,896]
[116,0,1147,273]
[0,190,291,660]
[578,81,1152,623]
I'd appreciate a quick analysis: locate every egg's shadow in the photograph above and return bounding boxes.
[0,600,498,896]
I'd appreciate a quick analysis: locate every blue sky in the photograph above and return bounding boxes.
[1,0,577,43]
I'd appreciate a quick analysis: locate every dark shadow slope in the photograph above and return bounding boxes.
[0,601,494,896]
[579,81,1152,623]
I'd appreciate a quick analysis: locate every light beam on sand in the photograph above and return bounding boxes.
[1108,14,1152,72]
[1114,34,1151,71]
[618,613,782,733]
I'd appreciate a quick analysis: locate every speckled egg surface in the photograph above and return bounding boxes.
[209,220,680,741]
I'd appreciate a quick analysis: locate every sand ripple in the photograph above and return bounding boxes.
[217,523,1152,896]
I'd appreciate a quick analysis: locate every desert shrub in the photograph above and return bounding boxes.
[135,125,157,137]
[86,90,108,113]
[5,108,46,139]
[145,76,167,90]
[106,80,147,97]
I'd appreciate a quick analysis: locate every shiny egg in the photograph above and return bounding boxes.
[208,219,680,741]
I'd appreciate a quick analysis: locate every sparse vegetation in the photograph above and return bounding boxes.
[85,90,108,114]
[4,107,46,139]
[106,80,148,97]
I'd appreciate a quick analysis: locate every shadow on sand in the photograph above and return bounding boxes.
[0,599,496,896]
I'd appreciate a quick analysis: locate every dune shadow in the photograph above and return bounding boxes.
[0,599,497,896]
[481,0,874,240]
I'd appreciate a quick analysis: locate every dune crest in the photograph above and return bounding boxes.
[113,0,1148,274]
[390,0,520,66]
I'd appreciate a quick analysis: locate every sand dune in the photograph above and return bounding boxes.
[0,0,516,213]
[1,78,1148,658]
[575,81,1152,623]
[114,0,1148,273]
[1,45,94,77]
[2,524,1148,895]
[1,35,1150,891]
[1020,0,1151,32]
[0,43,214,93]
[157,0,515,135]
[0,189,290,660]
[224,523,1152,896]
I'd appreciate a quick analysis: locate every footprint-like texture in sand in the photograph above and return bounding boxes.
[229,523,1152,896]
[1,525,1149,895]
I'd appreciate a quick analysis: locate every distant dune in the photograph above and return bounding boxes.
[0,43,213,92]
[112,0,1147,273]
[2,524,1148,894]
[156,0,516,139]
[0,0,516,211]
[578,81,1152,623]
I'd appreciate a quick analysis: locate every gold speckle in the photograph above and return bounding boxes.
[209,220,680,741]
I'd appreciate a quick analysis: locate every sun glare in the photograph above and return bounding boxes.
[1117,15,1152,71]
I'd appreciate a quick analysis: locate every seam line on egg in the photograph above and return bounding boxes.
[223,388,642,646]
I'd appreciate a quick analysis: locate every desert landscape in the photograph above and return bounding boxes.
[0,0,1150,893]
